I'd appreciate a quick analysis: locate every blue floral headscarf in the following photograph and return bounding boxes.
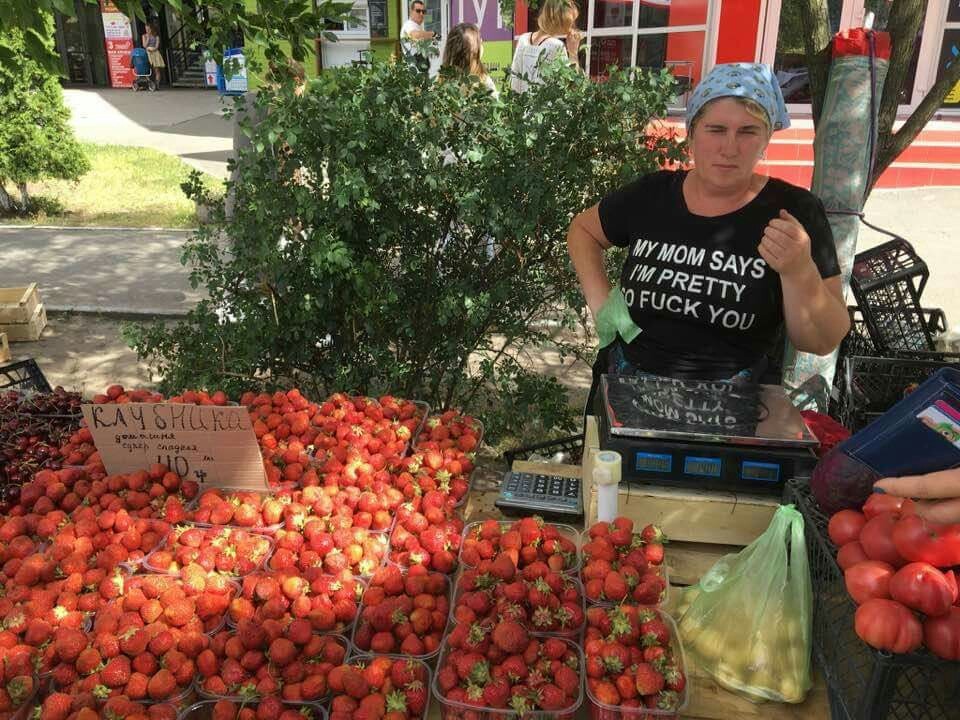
[685,63,790,133]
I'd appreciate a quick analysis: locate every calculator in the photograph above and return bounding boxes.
[494,470,583,520]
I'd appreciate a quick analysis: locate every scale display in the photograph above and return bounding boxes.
[598,375,819,493]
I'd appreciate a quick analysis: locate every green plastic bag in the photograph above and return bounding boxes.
[675,505,813,704]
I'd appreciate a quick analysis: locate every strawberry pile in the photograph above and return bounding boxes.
[199,620,347,701]
[584,605,685,714]
[268,522,387,577]
[391,449,473,510]
[352,565,449,657]
[0,674,37,720]
[389,501,464,574]
[415,411,482,453]
[279,486,399,532]
[188,488,297,529]
[435,626,582,715]
[452,556,585,637]
[144,525,273,578]
[91,385,165,405]
[227,570,363,635]
[196,698,326,720]
[327,656,430,720]
[460,517,579,574]
[581,518,668,605]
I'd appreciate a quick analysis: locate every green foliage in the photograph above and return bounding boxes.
[125,59,685,441]
[0,0,353,74]
[0,28,89,213]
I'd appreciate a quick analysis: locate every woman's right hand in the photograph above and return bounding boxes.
[565,29,582,57]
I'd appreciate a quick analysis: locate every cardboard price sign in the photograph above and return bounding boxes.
[80,403,268,490]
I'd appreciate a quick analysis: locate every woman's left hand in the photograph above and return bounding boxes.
[759,209,815,278]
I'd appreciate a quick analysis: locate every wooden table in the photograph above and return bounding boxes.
[426,461,831,720]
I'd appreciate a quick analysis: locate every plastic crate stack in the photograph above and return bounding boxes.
[833,238,959,432]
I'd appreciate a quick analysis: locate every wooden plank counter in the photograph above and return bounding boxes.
[440,461,830,720]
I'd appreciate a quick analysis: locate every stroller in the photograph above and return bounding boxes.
[129,47,156,92]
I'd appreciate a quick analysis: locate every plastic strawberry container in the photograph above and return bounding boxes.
[197,633,350,703]
[350,570,451,661]
[227,573,367,637]
[342,654,433,720]
[579,528,671,609]
[177,699,328,720]
[459,519,582,575]
[185,485,298,534]
[448,572,586,640]
[431,636,584,720]
[142,523,276,579]
[411,418,483,510]
[584,610,688,720]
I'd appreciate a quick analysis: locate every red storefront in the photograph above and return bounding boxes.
[514,0,960,187]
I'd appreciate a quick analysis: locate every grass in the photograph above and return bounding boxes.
[2,143,224,229]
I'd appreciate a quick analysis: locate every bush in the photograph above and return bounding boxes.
[125,60,685,442]
[0,27,89,214]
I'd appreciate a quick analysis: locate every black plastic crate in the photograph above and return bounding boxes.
[502,433,584,467]
[838,355,960,432]
[0,359,52,394]
[849,239,936,354]
[787,479,960,720]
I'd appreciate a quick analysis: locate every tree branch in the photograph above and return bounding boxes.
[797,0,833,124]
[873,34,960,187]
[877,0,927,142]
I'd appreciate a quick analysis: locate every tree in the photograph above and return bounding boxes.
[0,0,352,74]
[0,28,89,214]
[798,0,960,191]
[124,61,685,443]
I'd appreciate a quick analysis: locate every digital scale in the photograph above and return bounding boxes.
[494,470,583,520]
[596,374,819,495]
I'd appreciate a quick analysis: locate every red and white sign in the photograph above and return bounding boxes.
[100,0,134,88]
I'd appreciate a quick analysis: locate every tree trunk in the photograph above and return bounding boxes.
[872,0,960,188]
[16,183,29,211]
[0,184,14,214]
[796,0,833,124]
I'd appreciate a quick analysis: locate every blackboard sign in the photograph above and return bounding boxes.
[370,0,388,38]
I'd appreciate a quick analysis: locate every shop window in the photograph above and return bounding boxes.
[589,35,634,79]
[773,0,844,103]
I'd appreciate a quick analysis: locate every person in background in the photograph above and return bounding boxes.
[440,23,498,98]
[142,22,165,88]
[874,470,960,523]
[509,0,582,94]
[566,63,850,409]
[401,0,436,74]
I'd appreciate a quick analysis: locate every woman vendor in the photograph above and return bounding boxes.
[567,63,850,406]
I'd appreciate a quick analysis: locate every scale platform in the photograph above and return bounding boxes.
[596,374,819,495]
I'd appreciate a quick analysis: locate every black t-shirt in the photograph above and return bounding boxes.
[598,169,840,382]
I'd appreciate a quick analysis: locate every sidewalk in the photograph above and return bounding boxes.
[64,88,234,179]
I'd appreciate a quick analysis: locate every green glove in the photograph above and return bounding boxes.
[595,286,643,348]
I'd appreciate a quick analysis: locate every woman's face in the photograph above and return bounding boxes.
[689,98,770,190]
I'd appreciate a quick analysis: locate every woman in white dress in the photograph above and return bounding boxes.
[509,0,582,93]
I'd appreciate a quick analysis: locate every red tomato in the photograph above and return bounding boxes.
[854,599,923,654]
[891,515,960,569]
[859,513,908,568]
[889,563,958,617]
[844,560,895,604]
[862,494,914,520]
[829,510,867,547]
[837,541,870,571]
[923,607,960,661]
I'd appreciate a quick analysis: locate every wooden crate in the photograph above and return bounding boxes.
[0,333,8,363]
[0,285,40,325]
[1,303,47,342]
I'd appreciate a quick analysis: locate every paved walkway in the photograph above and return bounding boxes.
[0,226,201,316]
[64,88,234,178]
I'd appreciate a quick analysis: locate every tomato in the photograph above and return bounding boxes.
[862,494,914,520]
[889,562,958,617]
[923,607,960,661]
[837,541,870,571]
[844,560,895,604]
[829,510,867,547]
[859,513,908,568]
[854,599,923,654]
[891,515,960,569]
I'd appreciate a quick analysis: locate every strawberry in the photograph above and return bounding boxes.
[482,677,511,708]
[635,662,665,696]
[147,668,177,700]
[101,656,131,688]
[640,524,665,545]
[491,620,528,654]
[40,692,73,720]
[603,571,628,601]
